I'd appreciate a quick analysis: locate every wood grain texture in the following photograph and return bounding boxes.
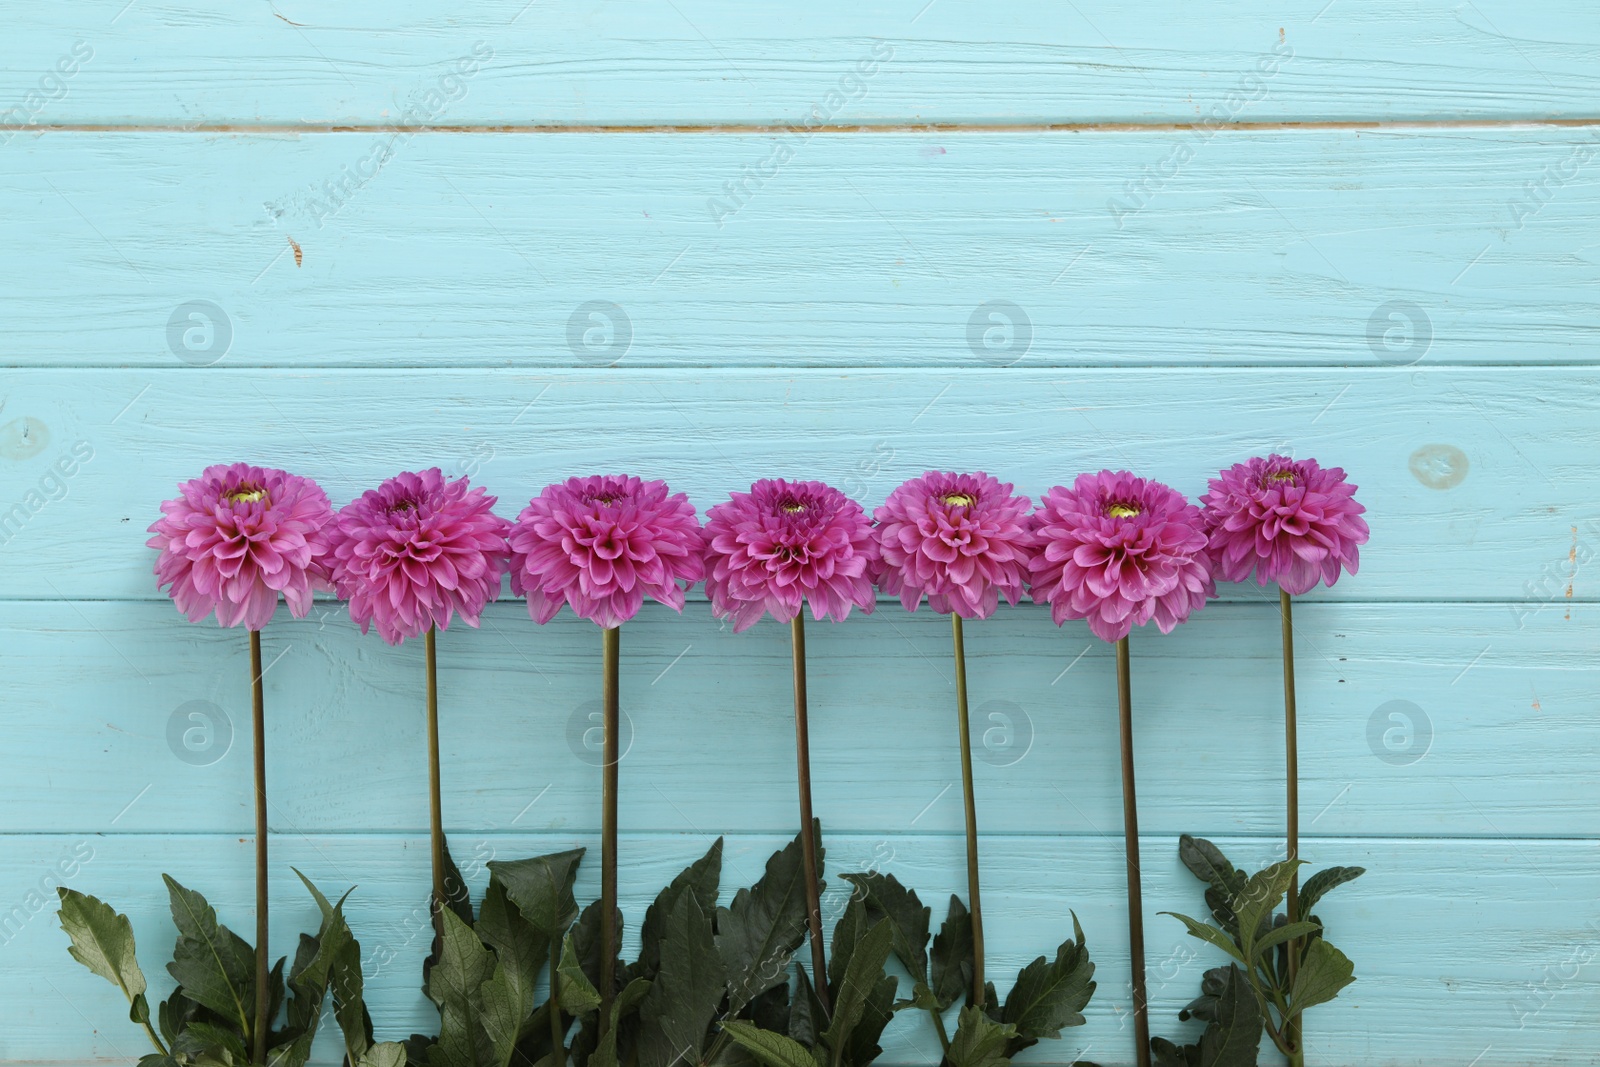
[5,832,1593,1067]
[0,600,1586,839]
[2,130,1599,368]
[4,2,1600,127]
[6,4,1598,1063]
[0,367,1590,601]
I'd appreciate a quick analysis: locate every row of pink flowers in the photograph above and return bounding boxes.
[149,459,1368,645]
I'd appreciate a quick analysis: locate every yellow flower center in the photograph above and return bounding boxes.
[226,487,267,504]
[1107,503,1140,518]
[940,493,977,507]
[1268,470,1297,483]
[780,501,807,514]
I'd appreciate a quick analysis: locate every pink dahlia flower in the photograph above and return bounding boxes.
[1029,470,1215,642]
[1200,454,1369,595]
[509,474,705,628]
[873,471,1035,619]
[328,469,510,645]
[148,463,334,630]
[704,479,879,633]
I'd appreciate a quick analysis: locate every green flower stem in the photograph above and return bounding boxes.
[599,625,620,1034]
[135,987,172,1059]
[1280,588,1302,1063]
[426,627,446,928]
[931,1007,952,1053]
[790,615,831,1013]
[250,629,269,1067]
[549,938,566,1067]
[951,613,985,1010]
[1115,636,1151,1067]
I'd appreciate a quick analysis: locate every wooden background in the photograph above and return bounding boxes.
[3,3,1599,1064]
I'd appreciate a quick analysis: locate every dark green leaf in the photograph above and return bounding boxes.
[835,967,898,1067]
[930,895,974,1012]
[425,907,498,1067]
[162,875,254,1033]
[330,935,374,1067]
[637,888,727,1067]
[590,978,652,1067]
[1285,938,1355,1020]
[1160,913,1246,966]
[746,981,791,1034]
[946,1006,1017,1067]
[635,838,724,980]
[821,916,894,1054]
[279,878,364,1067]
[717,1022,820,1067]
[558,934,602,1017]
[1150,1036,1198,1067]
[1001,913,1096,1040]
[268,1031,317,1067]
[158,987,205,1046]
[1296,867,1365,924]
[1230,861,1300,963]
[787,966,825,1045]
[487,849,585,942]
[425,839,476,981]
[1180,837,1248,937]
[1250,921,1321,963]
[1177,967,1230,1024]
[440,839,476,928]
[900,981,940,1012]
[1196,965,1261,1067]
[827,896,871,994]
[718,834,811,1016]
[56,889,147,1005]
[1177,837,1243,898]
[479,956,534,1067]
[402,1032,437,1067]
[138,1056,181,1067]
[573,898,620,995]
[177,1021,250,1064]
[292,870,366,1067]
[476,879,549,1021]
[360,1043,410,1067]
[129,992,152,1031]
[839,871,931,985]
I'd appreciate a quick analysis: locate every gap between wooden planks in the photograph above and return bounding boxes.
[18,117,1600,134]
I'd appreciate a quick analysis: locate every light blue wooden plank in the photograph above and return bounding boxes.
[0,367,1589,601]
[1,130,1598,367]
[3,832,1588,1066]
[0,600,1588,839]
[4,2,1599,126]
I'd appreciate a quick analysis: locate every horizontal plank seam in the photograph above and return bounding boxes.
[8,366,1598,377]
[15,118,1600,135]
[12,363,1600,372]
